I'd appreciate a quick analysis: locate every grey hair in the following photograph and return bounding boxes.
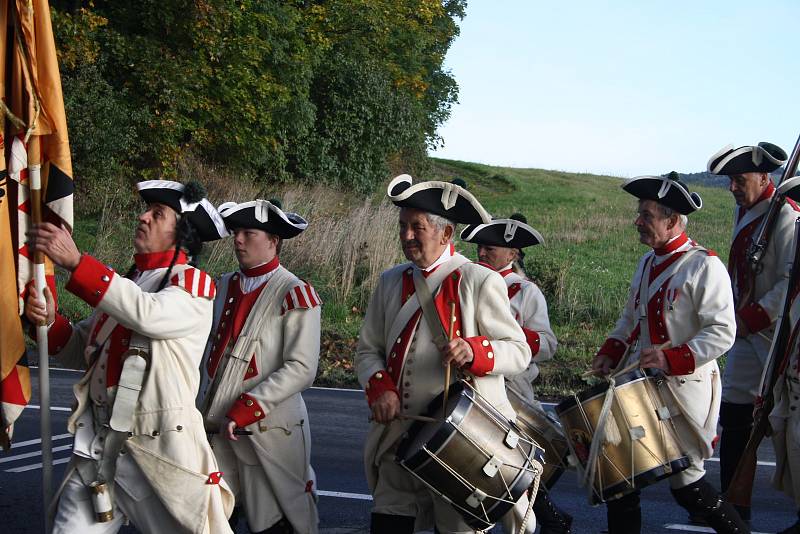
[425,212,458,236]
[656,204,688,229]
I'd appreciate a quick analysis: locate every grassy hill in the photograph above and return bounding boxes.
[49,158,735,397]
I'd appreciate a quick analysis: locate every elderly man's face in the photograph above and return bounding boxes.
[134,202,178,254]
[232,227,279,269]
[477,244,518,271]
[398,208,451,269]
[728,172,770,208]
[634,200,680,249]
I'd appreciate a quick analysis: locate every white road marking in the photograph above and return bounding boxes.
[5,456,72,473]
[10,433,72,448]
[26,404,72,412]
[665,524,769,534]
[0,444,73,464]
[704,457,776,467]
[317,490,373,501]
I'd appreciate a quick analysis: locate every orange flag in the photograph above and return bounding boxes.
[0,0,73,448]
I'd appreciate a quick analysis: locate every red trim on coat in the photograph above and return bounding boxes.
[241,256,279,277]
[465,335,495,376]
[727,216,761,302]
[207,275,267,379]
[365,371,400,406]
[48,313,73,355]
[597,338,627,366]
[105,325,132,387]
[522,327,540,356]
[66,255,115,307]
[663,344,695,375]
[134,250,186,271]
[650,253,687,282]
[738,302,772,333]
[653,233,689,256]
[227,393,266,427]
[244,355,259,380]
[434,270,462,341]
[507,282,523,301]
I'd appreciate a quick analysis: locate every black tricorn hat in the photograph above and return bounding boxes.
[460,213,544,249]
[707,142,787,175]
[622,172,703,215]
[218,199,308,239]
[387,174,491,224]
[136,180,229,242]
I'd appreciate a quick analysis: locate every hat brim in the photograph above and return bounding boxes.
[622,176,702,215]
[185,199,229,242]
[777,176,800,203]
[387,174,491,224]
[220,200,308,239]
[708,145,786,175]
[137,180,184,213]
[460,219,543,249]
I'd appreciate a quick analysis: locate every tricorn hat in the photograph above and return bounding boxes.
[622,172,703,215]
[218,199,308,239]
[136,180,229,242]
[707,142,787,175]
[777,175,800,202]
[387,174,491,224]
[460,213,543,249]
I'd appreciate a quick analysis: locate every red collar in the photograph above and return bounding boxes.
[654,232,688,256]
[241,256,279,277]
[498,267,514,278]
[756,182,775,205]
[134,250,187,271]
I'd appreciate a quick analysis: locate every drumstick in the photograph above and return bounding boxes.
[443,301,457,420]
[582,342,671,378]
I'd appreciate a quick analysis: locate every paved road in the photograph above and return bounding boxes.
[0,368,795,533]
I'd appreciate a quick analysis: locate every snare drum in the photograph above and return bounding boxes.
[396,381,545,531]
[506,384,570,489]
[555,368,689,504]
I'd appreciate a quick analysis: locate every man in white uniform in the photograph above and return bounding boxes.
[200,199,320,534]
[707,142,797,521]
[461,213,569,533]
[591,173,747,534]
[356,175,533,533]
[25,180,234,534]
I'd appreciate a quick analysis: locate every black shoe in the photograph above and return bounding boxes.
[370,513,415,534]
[671,477,750,534]
[533,490,573,534]
[779,519,800,534]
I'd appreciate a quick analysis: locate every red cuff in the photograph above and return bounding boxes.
[663,344,695,375]
[226,393,266,428]
[464,336,495,377]
[48,314,73,355]
[738,303,772,333]
[597,338,627,366]
[365,371,399,406]
[522,328,540,357]
[66,255,115,307]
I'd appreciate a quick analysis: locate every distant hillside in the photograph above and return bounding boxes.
[673,168,794,188]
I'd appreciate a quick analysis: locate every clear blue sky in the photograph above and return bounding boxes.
[431,1,800,177]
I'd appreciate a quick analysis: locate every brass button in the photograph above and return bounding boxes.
[406,269,412,274]
[390,352,396,359]
[456,330,460,336]
[248,367,254,374]
[375,372,383,379]
[94,290,101,296]
[396,337,402,344]
[388,366,393,373]
[176,425,183,431]
[245,400,254,407]
[101,275,110,283]
[482,340,490,347]
[487,352,494,359]
[224,310,231,316]
[254,411,262,417]
[152,430,160,437]
[228,297,234,303]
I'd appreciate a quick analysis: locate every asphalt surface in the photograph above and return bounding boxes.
[0,368,795,533]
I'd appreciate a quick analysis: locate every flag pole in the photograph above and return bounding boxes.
[28,135,52,532]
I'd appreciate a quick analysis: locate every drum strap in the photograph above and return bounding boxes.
[412,255,469,351]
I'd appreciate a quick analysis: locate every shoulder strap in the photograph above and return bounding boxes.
[412,255,469,350]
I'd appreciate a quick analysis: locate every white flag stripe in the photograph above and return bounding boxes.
[0,444,72,464]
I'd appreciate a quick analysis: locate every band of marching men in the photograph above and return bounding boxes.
[18,140,800,534]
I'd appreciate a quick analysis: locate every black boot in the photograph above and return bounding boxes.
[671,477,750,534]
[606,491,641,534]
[370,513,415,534]
[719,402,754,521]
[228,506,242,531]
[254,516,294,534]
[533,490,573,534]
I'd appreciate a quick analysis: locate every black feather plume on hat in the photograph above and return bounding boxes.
[451,178,467,188]
[510,213,527,224]
[183,181,206,204]
[269,198,283,210]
